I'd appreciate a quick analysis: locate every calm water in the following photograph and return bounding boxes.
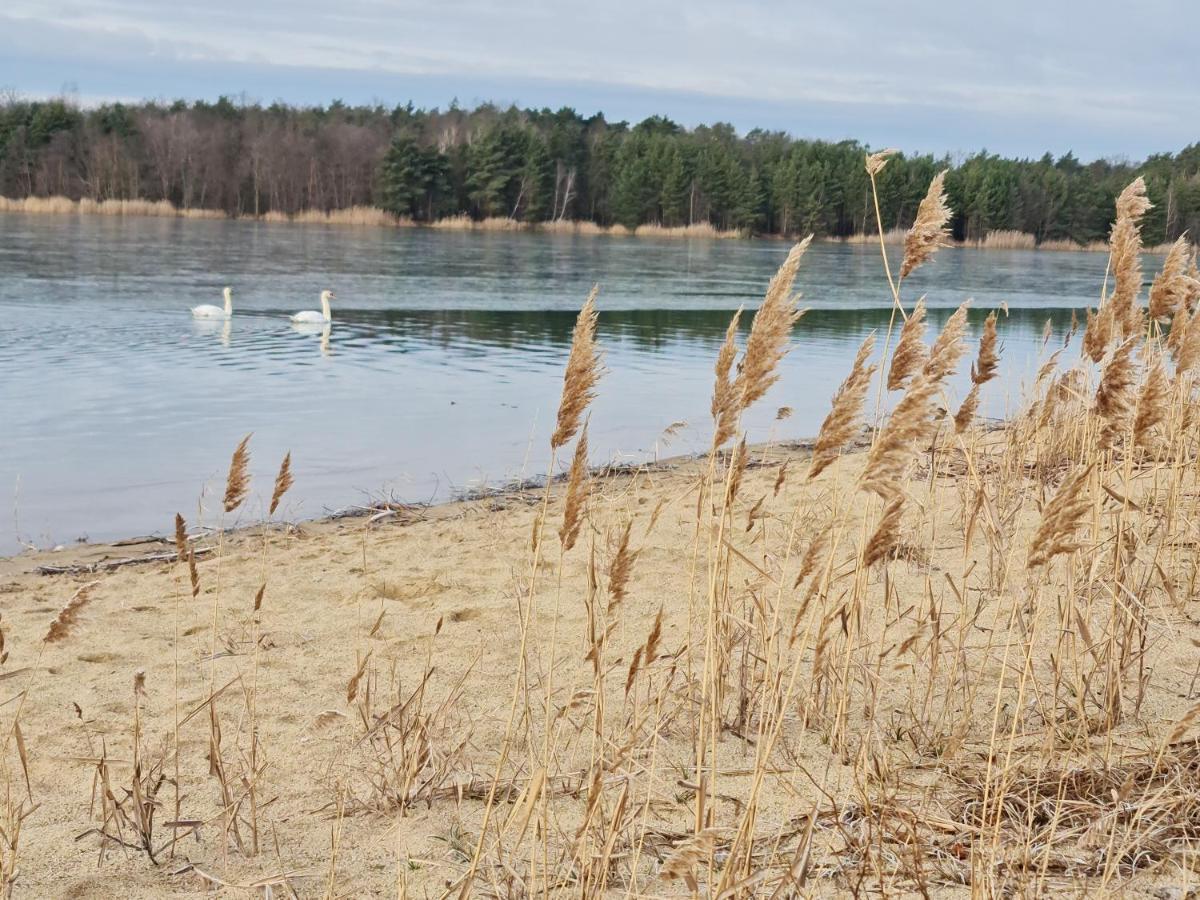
[0,214,1109,554]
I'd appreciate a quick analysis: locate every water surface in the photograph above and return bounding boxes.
[0,214,1109,554]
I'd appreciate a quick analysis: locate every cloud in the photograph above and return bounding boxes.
[2,1,1196,158]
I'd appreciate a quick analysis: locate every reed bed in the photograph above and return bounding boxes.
[6,164,1200,898]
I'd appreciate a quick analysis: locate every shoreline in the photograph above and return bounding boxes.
[0,439,821,575]
[3,194,1181,252]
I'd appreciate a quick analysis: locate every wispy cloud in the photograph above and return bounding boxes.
[2,1,1196,158]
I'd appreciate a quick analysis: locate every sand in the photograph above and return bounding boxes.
[0,434,1196,898]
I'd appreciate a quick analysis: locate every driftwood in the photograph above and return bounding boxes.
[35,546,213,576]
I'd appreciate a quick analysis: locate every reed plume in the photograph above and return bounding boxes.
[1149,235,1194,322]
[1168,302,1191,359]
[1027,464,1095,568]
[972,311,1000,384]
[864,497,904,566]
[727,437,749,503]
[711,308,743,449]
[269,452,293,516]
[954,384,981,433]
[1108,177,1151,337]
[45,584,96,643]
[174,513,187,562]
[923,301,970,382]
[1082,304,1114,363]
[1177,310,1200,377]
[1134,356,1169,448]
[559,424,590,552]
[551,287,601,450]
[887,297,928,390]
[861,373,939,499]
[809,334,876,479]
[900,171,951,279]
[606,520,638,614]
[223,433,252,513]
[865,148,899,177]
[1095,338,1138,450]
[735,237,810,411]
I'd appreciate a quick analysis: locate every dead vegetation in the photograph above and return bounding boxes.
[5,158,1200,898]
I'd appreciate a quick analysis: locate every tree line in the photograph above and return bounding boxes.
[2,94,1199,243]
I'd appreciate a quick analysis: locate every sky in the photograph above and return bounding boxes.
[2,0,1197,160]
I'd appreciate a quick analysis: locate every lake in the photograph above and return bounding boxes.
[0,213,1109,554]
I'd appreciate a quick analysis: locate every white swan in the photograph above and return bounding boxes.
[292,290,334,324]
[192,286,233,318]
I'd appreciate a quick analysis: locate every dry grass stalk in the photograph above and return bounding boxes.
[900,171,951,279]
[1149,234,1195,321]
[711,308,743,449]
[727,437,750,503]
[44,583,96,642]
[223,433,252,513]
[735,238,811,411]
[1108,177,1152,337]
[1027,464,1095,567]
[887,297,927,390]
[1095,338,1138,449]
[809,334,876,479]
[269,452,293,516]
[864,497,905,566]
[1133,356,1169,448]
[559,425,590,552]
[174,513,187,561]
[1083,304,1115,363]
[972,311,1000,384]
[923,301,970,382]
[606,521,638,613]
[864,149,899,176]
[861,373,939,499]
[954,384,982,433]
[1177,309,1200,377]
[551,288,602,450]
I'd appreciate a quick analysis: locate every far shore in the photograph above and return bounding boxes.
[3,194,1180,253]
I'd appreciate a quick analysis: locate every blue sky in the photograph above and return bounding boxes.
[2,0,1196,160]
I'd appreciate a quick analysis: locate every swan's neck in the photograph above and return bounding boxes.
[223,291,232,315]
[321,295,331,321]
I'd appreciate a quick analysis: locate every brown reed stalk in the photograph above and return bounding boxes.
[223,433,252,513]
[44,583,96,642]
[1133,356,1169,448]
[865,148,899,177]
[1083,304,1115,363]
[923,301,970,382]
[900,171,951,279]
[887,297,927,390]
[1108,178,1151,337]
[607,520,638,613]
[864,497,904,566]
[551,287,602,450]
[861,373,939,499]
[174,513,187,561]
[269,452,293,516]
[1177,310,1200,377]
[735,238,811,411]
[810,334,876,479]
[712,308,743,449]
[559,424,590,552]
[1027,464,1095,567]
[1095,338,1138,449]
[1149,235,1194,322]
[973,311,1000,384]
[727,436,750,503]
[954,384,982,433]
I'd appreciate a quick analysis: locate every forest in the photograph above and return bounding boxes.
[2,94,1199,243]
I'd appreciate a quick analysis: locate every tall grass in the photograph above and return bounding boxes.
[8,160,1200,897]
